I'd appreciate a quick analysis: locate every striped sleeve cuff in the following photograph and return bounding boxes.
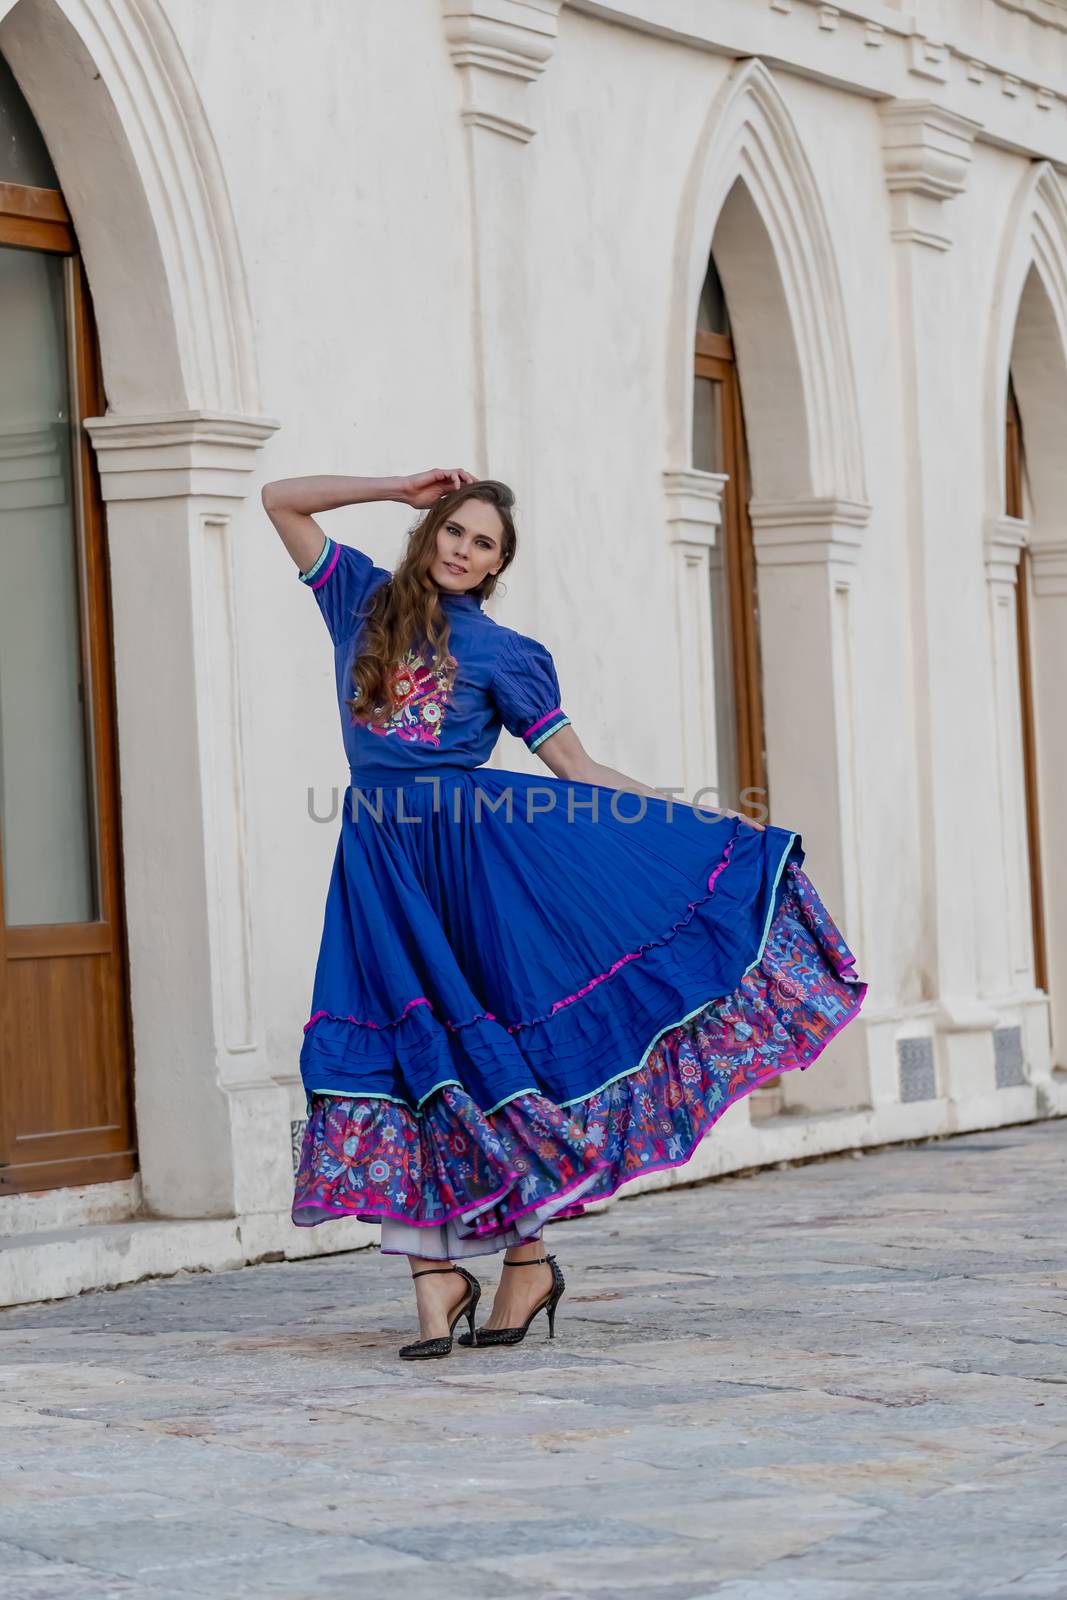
[298,534,337,588]
[523,707,570,751]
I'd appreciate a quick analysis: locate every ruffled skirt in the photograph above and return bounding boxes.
[291,767,867,1255]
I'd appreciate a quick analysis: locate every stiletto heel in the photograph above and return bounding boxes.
[457,1254,565,1348]
[398,1265,481,1360]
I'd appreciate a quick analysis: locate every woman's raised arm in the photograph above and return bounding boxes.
[261,468,478,575]
[260,474,409,575]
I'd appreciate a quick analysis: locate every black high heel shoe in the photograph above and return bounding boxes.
[398,1264,481,1360]
[457,1254,565,1347]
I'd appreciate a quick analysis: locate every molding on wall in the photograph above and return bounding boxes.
[748,495,872,567]
[563,0,1067,165]
[1030,540,1067,597]
[442,0,563,142]
[663,468,728,547]
[82,411,279,501]
[880,100,982,250]
[984,513,1028,584]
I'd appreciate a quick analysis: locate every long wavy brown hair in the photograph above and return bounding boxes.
[346,479,517,727]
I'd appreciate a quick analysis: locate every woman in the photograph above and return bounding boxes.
[262,468,867,1359]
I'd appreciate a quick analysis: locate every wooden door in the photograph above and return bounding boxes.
[0,66,136,1196]
[691,257,768,814]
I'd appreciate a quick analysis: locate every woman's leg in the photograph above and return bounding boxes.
[406,1253,473,1340]
[477,1232,555,1332]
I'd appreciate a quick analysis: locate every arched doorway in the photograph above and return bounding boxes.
[984,158,1067,1084]
[0,50,136,1194]
[667,61,870,1119]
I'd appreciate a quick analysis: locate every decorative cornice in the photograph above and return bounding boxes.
[984,514,1028,584]
[1030,538,1067,596]
[83,410,280,501]
[563,1,1067,156]
[748,496,872,567]
[880,100,982,251]
[442,0,562,143]
[663,468,728,547]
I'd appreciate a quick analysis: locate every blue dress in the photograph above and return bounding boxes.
[291,533,868,1258]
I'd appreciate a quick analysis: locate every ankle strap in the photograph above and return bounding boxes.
[502,1255,550,1267]
[410,1265,460,1279]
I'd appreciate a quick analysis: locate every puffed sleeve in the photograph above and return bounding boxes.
[297,532,389,646]
[490,629,572,752]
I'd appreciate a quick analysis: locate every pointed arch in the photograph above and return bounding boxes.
[0,0,277,1224]
[985,160,1067,534]
[982,159,1067,1087]
[667,57,865,505]
[0,0,261,416]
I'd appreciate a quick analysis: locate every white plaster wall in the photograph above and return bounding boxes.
[152,0,1064,1143]
[159,0,487,1090]
[524,13,736,791]
[6,0,1064,1289]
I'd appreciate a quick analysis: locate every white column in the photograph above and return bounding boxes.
[879,101,996,1102]
[747,496,873,1114]
[982,516,1035,996]
[662,470,729,801]
[83,410,283,1220]
[441,0,562,615]
[1029,537,1067,1081]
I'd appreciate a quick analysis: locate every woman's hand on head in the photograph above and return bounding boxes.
[397,467,479,509]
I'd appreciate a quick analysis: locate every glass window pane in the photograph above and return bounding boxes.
[692,376,723,473]
[696,253,731,336]
[0,53,60,188]
[0,245,97,926]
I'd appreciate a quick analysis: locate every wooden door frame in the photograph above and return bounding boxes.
[693,327,768,813]
[1005,378,1048,994]
[0,180,136,1193]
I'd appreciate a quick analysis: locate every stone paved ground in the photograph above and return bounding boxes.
[1,1119,1066,1600]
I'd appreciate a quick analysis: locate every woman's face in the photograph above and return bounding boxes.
[431,498,505,595]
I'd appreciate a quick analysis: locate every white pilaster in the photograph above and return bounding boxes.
[83,410,289,1219]
[880,100,995,1109]
[442,1,562,598]
[748,495,872,1114]
[982,515,1037,1004]
[1028,536,1067,1082]
[663,469,729,801]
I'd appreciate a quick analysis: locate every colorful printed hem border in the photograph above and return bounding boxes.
[291,860,868,1236]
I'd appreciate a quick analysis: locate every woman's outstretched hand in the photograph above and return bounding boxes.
[397,467,479,509]
[719,807,766,830]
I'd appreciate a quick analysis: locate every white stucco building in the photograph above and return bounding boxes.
[1,0,1064,1305]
